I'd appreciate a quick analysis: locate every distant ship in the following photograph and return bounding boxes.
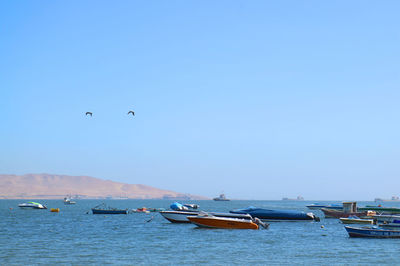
[213,194,230,201]
[375,196,400,202]
[282,196,304,201]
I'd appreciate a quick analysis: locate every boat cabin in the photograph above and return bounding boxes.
[342,202,357,213]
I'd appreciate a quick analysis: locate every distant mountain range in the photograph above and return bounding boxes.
[0,173,207,200]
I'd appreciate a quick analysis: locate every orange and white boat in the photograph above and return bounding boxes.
[188,213,268,230]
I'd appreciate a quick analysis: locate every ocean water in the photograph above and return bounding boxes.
[1,199,400,265]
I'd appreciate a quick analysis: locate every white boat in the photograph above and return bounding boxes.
[159,210,253,223]
[18,202,47,209]
[160,210,199,223]
[63,197,76,205]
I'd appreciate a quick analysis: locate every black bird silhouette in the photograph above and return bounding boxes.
[86,112,92,116]
[127,111,135,116]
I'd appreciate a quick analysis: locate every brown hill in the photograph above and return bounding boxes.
[0,173,207,200]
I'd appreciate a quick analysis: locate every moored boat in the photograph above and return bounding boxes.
[18,202,47,209]
[91,203,128,214]
[160,210,254,223]
[322,202,368,218]
[306,203,342,210]
[321,208,367,218]
[230,206,318,221]
[159,210,199,223]
[358,205,400,214]
[188,213,267,230]
[345,226,400,238]
[372,214,400,223]
[340,216,374,224]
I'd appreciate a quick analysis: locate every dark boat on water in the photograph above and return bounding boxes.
[91,203,128,214]
[345,226,400,238]
[213,194,230,201]
[230,206,319,221]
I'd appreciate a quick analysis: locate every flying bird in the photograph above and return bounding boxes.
[127,111,135,116]
[86,112,92,116]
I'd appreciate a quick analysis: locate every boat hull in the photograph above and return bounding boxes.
[372,214,400,223]
[159,211,199,223]
[159,211,253,223]
[340,218,374,224]
[321,208,367,219]
[92,209,128,214]
[345,226,400,238]
[230,207,316,221]
[188,216,258,229]
[358,206,400,214]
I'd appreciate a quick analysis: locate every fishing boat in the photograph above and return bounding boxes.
[213,194,230,201]
[188,212,268,230]
[345,226,400,238]
[358,205,400,214]
[18,202,47,209]
[229,206,319,221]
[321,202,367,218]
[372,214,400,223]
[63,197,76,205]
[306,203,342,210]
[91,203,128,214]
[340,216,374,225]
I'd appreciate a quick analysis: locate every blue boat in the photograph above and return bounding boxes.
[230,206,319,221]
[345,226,400,238]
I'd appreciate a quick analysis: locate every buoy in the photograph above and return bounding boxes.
[50,208,60,212]
[321,225,324,228]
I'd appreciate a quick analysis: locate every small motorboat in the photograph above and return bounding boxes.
[340,216,374,225]
[345,225,400,238]
[160,210,199,223]
[160,210,255,223]
[188,212,268,230]
[91,203,128,214]
[230,206,318,221]
[18,202,47,209]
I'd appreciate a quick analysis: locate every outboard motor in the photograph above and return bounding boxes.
[253,217,269,229]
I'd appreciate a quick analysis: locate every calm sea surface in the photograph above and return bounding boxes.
[1,199,400,265]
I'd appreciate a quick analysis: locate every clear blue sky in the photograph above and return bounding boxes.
[1,1,399,200]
